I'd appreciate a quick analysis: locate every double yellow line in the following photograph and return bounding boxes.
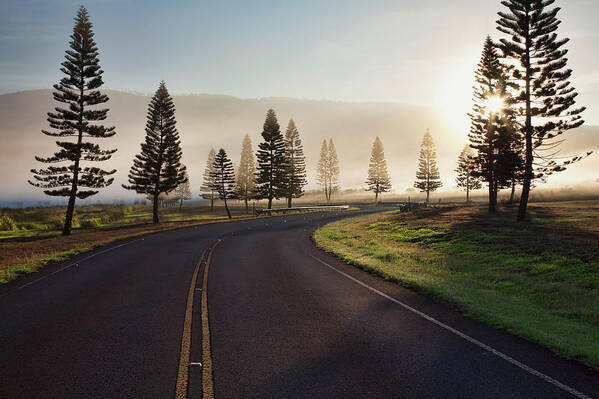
[175,239,221,399]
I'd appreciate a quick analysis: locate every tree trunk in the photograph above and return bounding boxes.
[518,20,533,222]
[466,186,470,204]
[287,196,292,208]
[426,188,430,204]
[179,199,183,210]
[509,177,516,204]
[63,80,85,236]
[62,154,79,235]
[152,192,160,223]
[63,193,77,236]
[267,196,273,209]
[244,196,249,214]
[223,197,231,219]
[488,182,496,212]
[375,191,379,203]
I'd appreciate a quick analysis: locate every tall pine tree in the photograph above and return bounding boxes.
[200,148,217,210]
[414,129,442,204]
[210,149,236,219]
[235,134,256,213]
[255,109,287,209]
[316,140,329,203]
[29,6,116,236]
[455,146,482,203]
[366,136,391,202]
[123,81,186,224]
[468,36,522,212]
[173,167,192,209]
[316,139,340,204]
[283,119,307,207]
[497,0,586,221]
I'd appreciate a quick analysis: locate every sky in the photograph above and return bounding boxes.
[1,0,598,132]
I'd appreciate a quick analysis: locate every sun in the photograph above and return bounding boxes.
[486,96,504,114]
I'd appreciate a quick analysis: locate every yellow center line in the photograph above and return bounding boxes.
[201,239,221,399]
[174,239,221,399]
[174,247,207,399]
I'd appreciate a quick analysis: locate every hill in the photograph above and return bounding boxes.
[0,89,597,205]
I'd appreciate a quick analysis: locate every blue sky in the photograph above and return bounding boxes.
[1,0,598,126]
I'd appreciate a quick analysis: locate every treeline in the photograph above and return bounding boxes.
[29,1,589,235]
[199,110,338,219]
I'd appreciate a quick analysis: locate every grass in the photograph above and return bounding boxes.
[313,201,599,367]
[0,204,233,240]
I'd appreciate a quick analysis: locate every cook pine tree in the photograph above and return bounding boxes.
[123,81,187,224]
[173,167,192,209]
[497,0,587,221]
[468,36,522,212]
[29,6,116,236]
[235,135,256,213]
[316,139,340,204]
[283,119,307,207]
[200,148,217,210]
[210,149,236,219]
[455,146,482,203]
[414,129,442,204]
[365,136,391,202]
[255,109,287,209]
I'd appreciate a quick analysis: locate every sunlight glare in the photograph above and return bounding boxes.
[486,96,504,114]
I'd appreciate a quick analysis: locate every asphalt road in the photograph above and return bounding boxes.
[0,209,598,398]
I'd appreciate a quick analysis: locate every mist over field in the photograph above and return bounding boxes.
[1,89,598,206]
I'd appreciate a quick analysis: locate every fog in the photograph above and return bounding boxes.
[0,89,597,206]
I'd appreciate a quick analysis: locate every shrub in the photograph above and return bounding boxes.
[80,217,102,229]
[0,215,17,231]
[45,217,65,231]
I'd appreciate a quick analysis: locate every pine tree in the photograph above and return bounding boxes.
[497,0,586,221]
[316,139,340,203]
[455,146,482,203]
[327,139,340,202]
[123,81,187,224]
[200,148,217,210]
[235,135,256,213]
[210,149,236,219]
[468,36,522,212]
[28,6,116,236]
[255,109,287,209]
[316,140,329,202]
[283,119,307,207]
[414,129,442,203]
[366,136,391,202]
[173,167,192,209]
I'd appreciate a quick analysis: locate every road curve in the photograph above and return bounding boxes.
[0,209,598,398]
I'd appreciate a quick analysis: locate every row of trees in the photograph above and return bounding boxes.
[30,1,589,235]
[200,110,343,218]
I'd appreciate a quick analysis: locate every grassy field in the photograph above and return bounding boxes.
[313,201,599,367]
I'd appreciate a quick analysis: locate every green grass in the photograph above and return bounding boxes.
[313,203,599,367]
[0,266,33,281]
[0,204,235,240]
